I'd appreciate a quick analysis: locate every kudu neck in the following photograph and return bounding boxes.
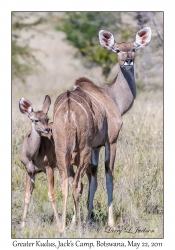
[27,122,41,157]
[106,65,136,116]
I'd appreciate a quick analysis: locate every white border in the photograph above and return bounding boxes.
[2,1,174,249]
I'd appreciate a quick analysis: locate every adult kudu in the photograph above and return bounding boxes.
[53,27,151,232]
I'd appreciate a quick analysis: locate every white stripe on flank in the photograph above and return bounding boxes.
[71,92,98,123]
[76,85,105,113]
[54,97,68,121]
[54,88,105,124]
[69,97,89,119]
[71,92,91,110]
[75,86,105,123]
[54,93,89,124]
[55,93,67,107]
[63,111,68,122]
[53,93,67,118]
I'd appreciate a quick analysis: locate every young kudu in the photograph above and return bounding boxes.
[19,95,60,227]
[53,27,151,232]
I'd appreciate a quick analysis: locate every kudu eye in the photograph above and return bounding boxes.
[35,120,39,123]
[116,49,120,53]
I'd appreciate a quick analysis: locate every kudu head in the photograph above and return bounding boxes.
[99,27,151,70]
[19,95,51,134]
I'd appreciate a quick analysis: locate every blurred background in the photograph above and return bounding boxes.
[12,12,163,238]
[12,11,163,105]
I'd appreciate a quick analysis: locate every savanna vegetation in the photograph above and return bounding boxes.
[12,12,163,238]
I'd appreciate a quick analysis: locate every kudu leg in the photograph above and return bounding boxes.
[55,150,72,233]
[72,175,82,230]
[68,165,84,229]
[46,166,60,228]
[61,175,69,233]
[21,173,35,227]
[87,148,100,221]
[68,165,76,228]
[105,143,116,229]
[72,149,91,230]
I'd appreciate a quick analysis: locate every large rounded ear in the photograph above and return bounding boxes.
[99,30,118,52]
[19,98,33,117]
[134,27,151,50]
[42,95,51,114]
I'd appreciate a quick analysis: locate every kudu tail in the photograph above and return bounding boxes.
[65,91,76,167]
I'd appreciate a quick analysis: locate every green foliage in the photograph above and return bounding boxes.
[12,40,40,83]
[12,13,42,83]
[55,12,120,78]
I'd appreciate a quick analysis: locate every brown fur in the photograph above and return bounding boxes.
[19,96,61,228]
[75,77,94,86]
[53,27,151,233]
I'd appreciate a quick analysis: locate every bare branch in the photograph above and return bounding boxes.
[149,12,163,42]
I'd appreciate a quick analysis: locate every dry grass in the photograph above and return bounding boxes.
[12,90,163,239]
[12,13,163,238]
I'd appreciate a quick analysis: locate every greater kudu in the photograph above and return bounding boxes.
[19,95,60,227]
[53,27,151,232]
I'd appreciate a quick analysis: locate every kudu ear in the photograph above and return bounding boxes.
[99,30,118,52]
[19,98,33,117]
[42,95,51,114]
[134,27,151,50]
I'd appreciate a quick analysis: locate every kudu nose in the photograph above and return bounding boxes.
[45,128,51,134]
[125,59,133,65]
